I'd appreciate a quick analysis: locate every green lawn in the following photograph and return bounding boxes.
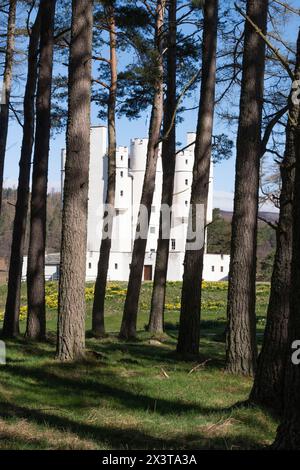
[0,281,277,450]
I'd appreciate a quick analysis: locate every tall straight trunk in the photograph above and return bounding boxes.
[148,0,177,335]
[0,0,17,215]
[226,0,268,376]
[176,0,218,356]
[92,4,117,338]
[250,35,300,413]
[2,11,41,339]
[56,0,93,361]
[273,33,300,449]
[26,0,56,340]
[119,0,166,340]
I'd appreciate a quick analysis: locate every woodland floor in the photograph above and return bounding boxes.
[0,281,278,450]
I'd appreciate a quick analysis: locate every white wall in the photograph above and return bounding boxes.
[202,254,230,281]
[60,127,230,283]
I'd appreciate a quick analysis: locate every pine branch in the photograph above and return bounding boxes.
[258,215,278,230]
[159,68,201,144]
[260,105,289,158]
[235,3,294,80]
[273,0,300,15]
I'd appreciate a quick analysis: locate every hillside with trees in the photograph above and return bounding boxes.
[207,208,277,280]
[0,188,61,262]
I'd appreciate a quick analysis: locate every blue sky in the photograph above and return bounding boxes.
[3,1,300,212]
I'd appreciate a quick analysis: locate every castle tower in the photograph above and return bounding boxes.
[87,126,107,253]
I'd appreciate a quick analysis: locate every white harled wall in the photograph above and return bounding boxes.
[84,127,229,282]
[23,126,229,282]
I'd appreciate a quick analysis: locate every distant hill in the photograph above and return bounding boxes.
[219,210,279,224]
[0,188,61,263]
[208,208,276,281]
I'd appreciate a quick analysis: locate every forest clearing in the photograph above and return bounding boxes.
[1,0,300,455]
[0,281,277,450]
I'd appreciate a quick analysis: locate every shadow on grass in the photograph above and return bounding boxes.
[0,400,270,450]
[0,336,275,450]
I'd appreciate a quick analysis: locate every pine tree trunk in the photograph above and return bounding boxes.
[273,33,300,449]
[26,0,56,341]
[2,11,41,339]
[226,0,268,375]
[250,37,300,413]
[0,0,17,216]
[176,0,218,356]
[56,0,93,361]
[92,5,117,338]
[120,0,166,340]
[148,0,177,335]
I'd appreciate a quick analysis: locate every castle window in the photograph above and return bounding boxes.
[171,239,176,250]
[120,171,123,177]
[185,179,188,185]
[88,263,92,269]
[151,205,156,213]
[120,155,123,161]
[220,266,224,273]
[150,226,155,234]
[115,263,118,270]
[185,201,188,206]
[212,266,215,272]
[120,190,123,196]
[185,159,188,165]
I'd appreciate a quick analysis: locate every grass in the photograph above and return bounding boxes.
[0,281,278,450]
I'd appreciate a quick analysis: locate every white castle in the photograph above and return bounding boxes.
[23,126,230,282]
[77,126,229,282]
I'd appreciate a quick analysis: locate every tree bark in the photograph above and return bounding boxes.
[226,0,268,375]
[148,0,177,336]
[2,10,41,339]
[26,0,56,341]
[119,0,166,340]
[250,35,300,413]
[176,0,218,356]
[56,0,93,361]
[0,0,17,216]
[273,32,300,450]
[92,4,117,338]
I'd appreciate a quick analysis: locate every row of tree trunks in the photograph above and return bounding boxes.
[250,32,300,413]
[148,0,177,335]
[226,0,268,376]
[26,0,57,340]
[92,4,117,338]
[0,0,17,216]
[119,0,166,340]
[56,0,94,361]
[273,32,300,449]
[2,9,41,339]
[176,0,218,356]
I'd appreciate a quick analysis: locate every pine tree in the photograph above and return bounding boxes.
[250,31,300,413]
[0,0,17,215]
[272,31,300,450]
[92,1,117,338]
[177,0,218,356]
[120,0,166,340]
[226,0,268,375]
[2,6,41,339]
[26,0,57,340]
[57,0,93,360]
[148,0,177,335]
